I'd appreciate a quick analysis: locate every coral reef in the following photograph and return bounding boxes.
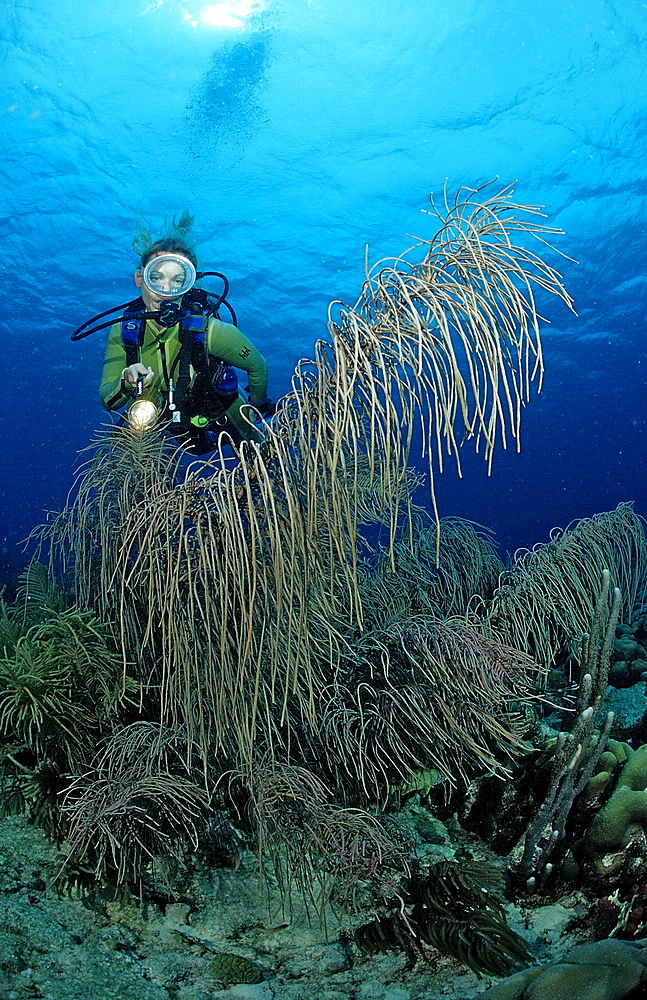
[40,184,572,808]
[209,951,265,984]
[0,567,136,843]
[10,187,647,998]
[584,744,647,875]
[593,872,647,941]
[608,623,647,688]
[353,858,533,976]
[59,723,212,894]
[485,504,645,668]
[0,811,492,1000]
[581,737,633,803]
[244,759,410,914]
[512,569,619,892]
[476,937,647,1000]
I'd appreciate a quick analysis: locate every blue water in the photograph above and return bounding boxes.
[1,0,645,574]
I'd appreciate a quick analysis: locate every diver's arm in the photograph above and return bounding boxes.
[224,395,265,443]
[207,319,269,404]
[99,323,131,410]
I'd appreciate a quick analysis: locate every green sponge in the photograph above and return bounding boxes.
[582,740,633,804]
[585,744,647,869]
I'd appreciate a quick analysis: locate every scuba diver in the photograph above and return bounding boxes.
[73,214,273,454]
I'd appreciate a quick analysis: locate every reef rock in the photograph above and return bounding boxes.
[476,936,647,999]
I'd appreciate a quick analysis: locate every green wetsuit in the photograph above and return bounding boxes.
[99,312,268,440]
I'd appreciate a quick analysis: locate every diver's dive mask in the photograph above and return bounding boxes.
[139,254,198,327]
[71,260,237,342]
[141,253,197,298]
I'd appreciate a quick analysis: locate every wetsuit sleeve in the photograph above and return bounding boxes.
[99,323,131,410]
[207,319,268,404]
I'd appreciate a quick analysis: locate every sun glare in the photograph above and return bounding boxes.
[142,0,266,28]
[187,1,266,28]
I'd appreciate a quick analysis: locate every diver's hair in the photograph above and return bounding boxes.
[132,210,198,267]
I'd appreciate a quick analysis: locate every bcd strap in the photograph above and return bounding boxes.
[174,315,209,425]
[120,311,209,376]
[182,314,209,374]
[121,311,221,428]
[121,306,146,368]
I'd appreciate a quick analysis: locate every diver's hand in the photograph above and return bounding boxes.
[122,364,154,389]
[251,396,276,418]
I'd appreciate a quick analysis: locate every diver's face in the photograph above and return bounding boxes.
[134,253,186,312]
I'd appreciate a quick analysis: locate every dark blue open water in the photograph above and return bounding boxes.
[1,0,645,578]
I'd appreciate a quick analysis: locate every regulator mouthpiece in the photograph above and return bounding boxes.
[128,397,159,433]
[157,300,183,327]
[142,254,196,299]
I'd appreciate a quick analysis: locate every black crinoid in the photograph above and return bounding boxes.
[353,858,533,977]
